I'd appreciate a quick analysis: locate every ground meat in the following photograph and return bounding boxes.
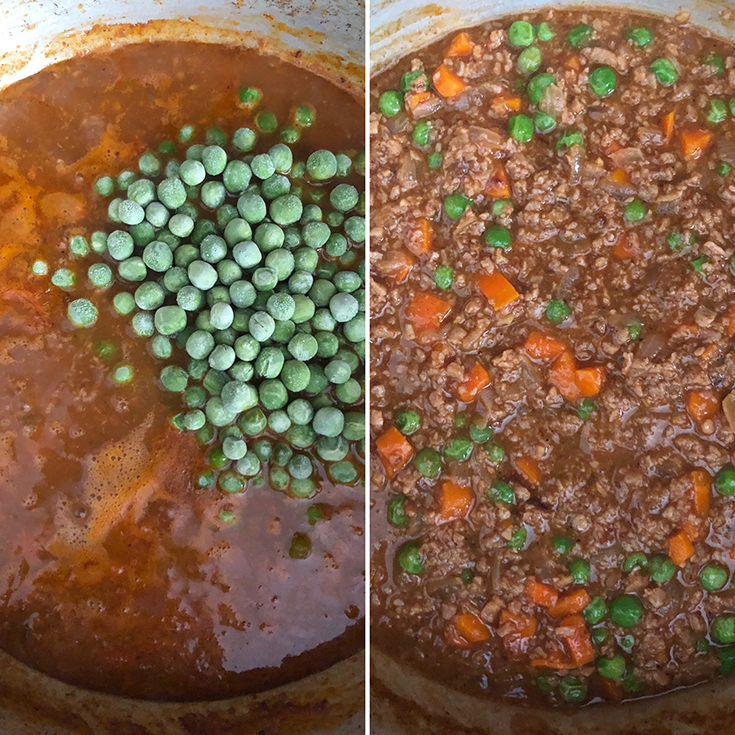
[371,7,735,711]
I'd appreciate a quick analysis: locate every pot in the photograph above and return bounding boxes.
[369,2,735,733]
[0,2,364,733]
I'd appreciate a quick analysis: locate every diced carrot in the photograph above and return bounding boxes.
[727,305,735,338]
[404,90,434,114]
[549,351,583,402]
[405,292,452,334]
[687,389,719,425]
[691,469,711,517]
[680,128,712,160]
[549,589,591,619]
[380,250,415,284]
[683,520,704,543]
[668,529,695,566]
[450,611,491,647]
[498,609,538,654]
[609,168,630,185]
[406,218,433,256]
[612,235,637,259]
[524,331,566,360]
[526,579,559,609]
[516,456,542,485]
[375,426,413,478]
[457,362,490,402]
[660,110,675,145]
[599,677,624,703]
[575,366,605,397]
[446,31,474,57]
[565,55,581,71]
[485,163,511,198]
[491,95,522,116]
[432,63,467,98]
[477,272,519,310]
[557,614,595,666]
[437,481,474,523]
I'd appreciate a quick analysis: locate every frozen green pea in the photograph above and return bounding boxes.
[201,145,228,176]
[88,263,112,287]
[67,298,98,327]
[186,330,216,359]
[157,178,187,209]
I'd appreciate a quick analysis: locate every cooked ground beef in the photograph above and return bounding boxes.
[370,8,735,708]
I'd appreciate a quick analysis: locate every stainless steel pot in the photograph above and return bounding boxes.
[369,2,735,732]
[0,2,364,733]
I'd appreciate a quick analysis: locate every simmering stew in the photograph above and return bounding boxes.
[0,41,364,702]
[371,9,735,707]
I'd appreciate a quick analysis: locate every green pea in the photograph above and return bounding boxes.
[490,480,515,504]
[625,26,652,46]
[704,53,725,75]
[701,563,729,591]
[589,65,617,97]
[427,151,444,169]
[413,120,432,146]
[624,197,647,223]
[88,263,112,288]
[509,113,533,142]
[398,542,424,574]
[388,495,410,527]
[551,533,573,554]
[649,555,676,584]
[67,299,98,328]
[443,437,473,461]
[518,46,542,74]
[712,615,735,644]
[545,299,570,323]
[112,364,134,384]
[378,90,402,117]
[469,423,492,443]
[444,193,471,219]
[651,58,679,86]
[691,255,709,273]
[534,112,556,133]
[706,99,728,124]
[568,23,593,49]
[716,464,735,495]
[568,558,591,584]
[584,596,607,625]
[527,73,556,105]
[609,595,643,628]
[559,676,588,704]
[484,441,505,463]
[508,526,527,550]
[414,448,441,478]
[597,655,626,681]
[536,22,555,42]
[485,224,512,249]
[306,150,338,181]
[329,460,358,484]
[508,20,535,47]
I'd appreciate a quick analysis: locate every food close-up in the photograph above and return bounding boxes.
[0,0,365,733]
[370,4,735,733]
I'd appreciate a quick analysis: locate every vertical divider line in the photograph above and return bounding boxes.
[363,0,372,730]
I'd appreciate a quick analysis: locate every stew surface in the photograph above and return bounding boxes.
[371,8,735,707]
[0,42,363,701]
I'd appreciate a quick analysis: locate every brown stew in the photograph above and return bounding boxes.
[0,41,363,702]
[371,8,735,707]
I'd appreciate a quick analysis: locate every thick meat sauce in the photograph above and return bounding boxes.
[371,9,735,706]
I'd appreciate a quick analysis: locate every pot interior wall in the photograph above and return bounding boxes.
[371,0,735,73]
